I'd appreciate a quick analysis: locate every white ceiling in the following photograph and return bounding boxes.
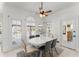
[4,2,79,13]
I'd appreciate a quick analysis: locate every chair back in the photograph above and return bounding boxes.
[36,35,40,37]
[29,35,35,39]
[51,39,57,48]
[44,41,52,51]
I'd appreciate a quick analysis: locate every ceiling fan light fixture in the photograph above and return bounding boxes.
[39,14,45,18]
[38,2,52,18]
[43,14,45,17]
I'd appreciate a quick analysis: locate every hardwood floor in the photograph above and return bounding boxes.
[0,45,79,57]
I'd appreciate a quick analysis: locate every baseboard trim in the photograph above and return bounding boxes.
[62,45,76,51]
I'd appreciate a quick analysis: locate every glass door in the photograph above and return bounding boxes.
[12,20,22,47]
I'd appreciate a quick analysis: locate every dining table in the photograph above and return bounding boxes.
[28,35,57,48]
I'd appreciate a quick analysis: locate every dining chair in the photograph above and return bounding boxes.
[29,35,35,39]
[36,35,40,37]
[38,45,45,57]
[44,41,52,57]
[51,39,59,56]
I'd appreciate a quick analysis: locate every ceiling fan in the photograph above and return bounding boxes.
[39,2,52,17]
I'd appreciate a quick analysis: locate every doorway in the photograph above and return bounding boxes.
[61,17,77,50]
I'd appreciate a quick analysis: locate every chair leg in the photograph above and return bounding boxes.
[55,47,59,55]
[42,50,45,57]
[45,50,50,57]
[51,48,53,57]
[45,51,48,57]
[49,50,51,57]
[39,50,43,57]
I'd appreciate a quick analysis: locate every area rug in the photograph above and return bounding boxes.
[17,47,64,57]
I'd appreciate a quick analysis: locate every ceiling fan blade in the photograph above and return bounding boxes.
[45,10,52,13]
[46,12,55,16]
[43,12,48,16]
[48,10,58,16]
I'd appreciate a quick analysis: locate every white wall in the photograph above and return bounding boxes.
[46,4,79,49]
[1,3,79,52]
[1,4,31,52]
[1,4,44,52]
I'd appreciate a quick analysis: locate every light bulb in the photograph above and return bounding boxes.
[40,14,43,18]
[43,15,45,17]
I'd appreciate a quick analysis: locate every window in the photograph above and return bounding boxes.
[12,20,21,45]
[27,25,36,36]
